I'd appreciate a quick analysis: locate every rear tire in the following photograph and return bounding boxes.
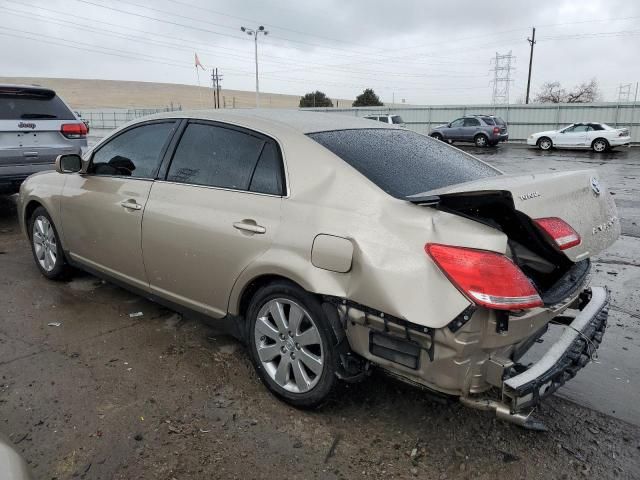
[28,207,71,280]
[537,137,553,151]
[592,138,609,152]
[246,281,338,408]
[474,134,489,147]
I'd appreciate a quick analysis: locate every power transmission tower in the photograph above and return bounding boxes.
[490,51,515,105]
[618,83,632,103]
[525,27,536,104]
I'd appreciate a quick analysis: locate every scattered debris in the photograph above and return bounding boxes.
[293,440,303,449]
[324,434,342,463]
[47,322,61,327]
[129,311,144,318]
[134,433,143,441]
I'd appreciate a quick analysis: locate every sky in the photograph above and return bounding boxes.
[1,0,640,105]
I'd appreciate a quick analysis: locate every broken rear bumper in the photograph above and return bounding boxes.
[501,286,609,412]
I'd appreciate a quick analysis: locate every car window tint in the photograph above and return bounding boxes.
[0,93,75,120]
[391,116,404,124]
[590,124,604,131]
[494,117,506,126]
[464,118,481,126]
[249,142,284,195]
[308,129,499,198]
[571,125,589,132]
[167,123,265,190]
[450,118,464,127]
[90,122,175,178]
[378,117,388,123]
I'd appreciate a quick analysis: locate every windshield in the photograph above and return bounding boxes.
[307,129,499,198]
[0,93,75,120]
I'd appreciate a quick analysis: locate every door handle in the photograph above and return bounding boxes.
[233,221,266,234]
[120,200,142,211]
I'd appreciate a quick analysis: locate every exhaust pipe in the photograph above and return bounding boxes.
[460,397,548,431]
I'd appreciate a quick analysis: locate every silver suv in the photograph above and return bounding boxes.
[430,114,508,147]
[0,84,87,194]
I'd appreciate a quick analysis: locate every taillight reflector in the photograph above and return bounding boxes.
[534,217,581,250]
[61,123,87,139]
[425,243,543,310]
[493,127,500,134]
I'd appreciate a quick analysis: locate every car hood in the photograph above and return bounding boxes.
[531,130,557,137]
[432,124,449,130]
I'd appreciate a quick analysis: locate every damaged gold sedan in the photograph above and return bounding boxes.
[17,110,619,429]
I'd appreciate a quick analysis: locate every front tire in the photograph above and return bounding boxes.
[247,281,338,408]
[592,138,609,152]
[29,206,70,280]
[430,132,444,141]
[537,137,553,151]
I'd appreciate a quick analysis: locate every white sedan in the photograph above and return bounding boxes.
[527,122,631,152]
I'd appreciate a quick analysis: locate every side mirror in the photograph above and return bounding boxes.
[55,154,82,174]
[447,123,452,128]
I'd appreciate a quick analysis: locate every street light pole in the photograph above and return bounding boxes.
[241,25,268,107]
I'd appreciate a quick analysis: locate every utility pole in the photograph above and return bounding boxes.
[525,27,536,104]
[490,51,515,104]
[211,69,217,108]
[241,25,269,107]
[216,68,222,108]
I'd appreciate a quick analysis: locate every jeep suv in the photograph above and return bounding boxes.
[0,84,87,194]
[430,114,508,147]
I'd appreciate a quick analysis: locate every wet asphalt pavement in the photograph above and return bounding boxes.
[0,142,639,479]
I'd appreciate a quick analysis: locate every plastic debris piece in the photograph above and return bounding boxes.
[129,312,144,318]
[47,322,62,327]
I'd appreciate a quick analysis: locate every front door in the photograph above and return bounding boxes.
[447,118,465,141]
[556,124,589,147]
[142,121,285,317]
[61,121,177,289]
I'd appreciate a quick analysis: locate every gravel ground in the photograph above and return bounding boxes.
[0,143,639,479]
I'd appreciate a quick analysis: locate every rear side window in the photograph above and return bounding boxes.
[0,91,75,120]
[494,117,506,126]
[167,122,283,194]
[377,117,388,123]
[463,118,481,126]
[391,116,404,124]
[90,122,175,178]
[308,129,499,198]
[480,116,495,125]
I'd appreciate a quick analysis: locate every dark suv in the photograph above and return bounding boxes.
[430,114,508,147]
[0,84,87,194]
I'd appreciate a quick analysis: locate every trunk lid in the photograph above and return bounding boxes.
[415,169,619,262]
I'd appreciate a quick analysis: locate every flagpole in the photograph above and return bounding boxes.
[195,67,203,108]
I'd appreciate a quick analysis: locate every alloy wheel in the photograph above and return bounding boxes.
[32,216,58,272]
[475,135,487,147]
[539,139,552,150]
[593,140,607,152]
[253,298,324,393]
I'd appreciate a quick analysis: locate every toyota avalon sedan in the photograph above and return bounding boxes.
[17,110,619,429]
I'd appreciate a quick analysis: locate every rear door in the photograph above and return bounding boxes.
[462,117,481,141]
[142,120,284,317]
[61,120,178,290]
[0,86,85,168]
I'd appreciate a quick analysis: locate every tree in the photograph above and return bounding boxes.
[352,88,383,107]
[299,90,333,108]
[534,79,600,103]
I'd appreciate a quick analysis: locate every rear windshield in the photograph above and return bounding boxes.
[494,117,506,126]
[0,92,75,120]
[391,115,404,124]
[307,129,499,198]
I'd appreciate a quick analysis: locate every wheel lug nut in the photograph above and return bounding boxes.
[279,333,285,340]
[296,344,300,350]
[260,336,265,341]
[291,353,295,359]
[281,346,286,353]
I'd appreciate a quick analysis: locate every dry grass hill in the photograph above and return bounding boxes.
[0,77,353,110]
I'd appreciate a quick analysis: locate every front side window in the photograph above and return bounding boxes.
[565,125,589,133]
[90,122,175,178]
[450,118,464,127]
[308,129,499,198]
[378,117,389,123]
[167,122,283,194]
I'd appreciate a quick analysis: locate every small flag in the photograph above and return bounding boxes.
[194,52,205,70]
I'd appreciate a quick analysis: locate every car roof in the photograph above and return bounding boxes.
[143,109,398,134]
[0,83,56,96]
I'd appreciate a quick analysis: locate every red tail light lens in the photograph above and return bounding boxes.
[534,217,581,250]
[61,123,87,139]
[493,127,500,134]
[425,243,542,310]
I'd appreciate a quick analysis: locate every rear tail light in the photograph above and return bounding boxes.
[493,127,500,134]
[534,217,581,250]
[61,123,87,139]
[425,243,542,310]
